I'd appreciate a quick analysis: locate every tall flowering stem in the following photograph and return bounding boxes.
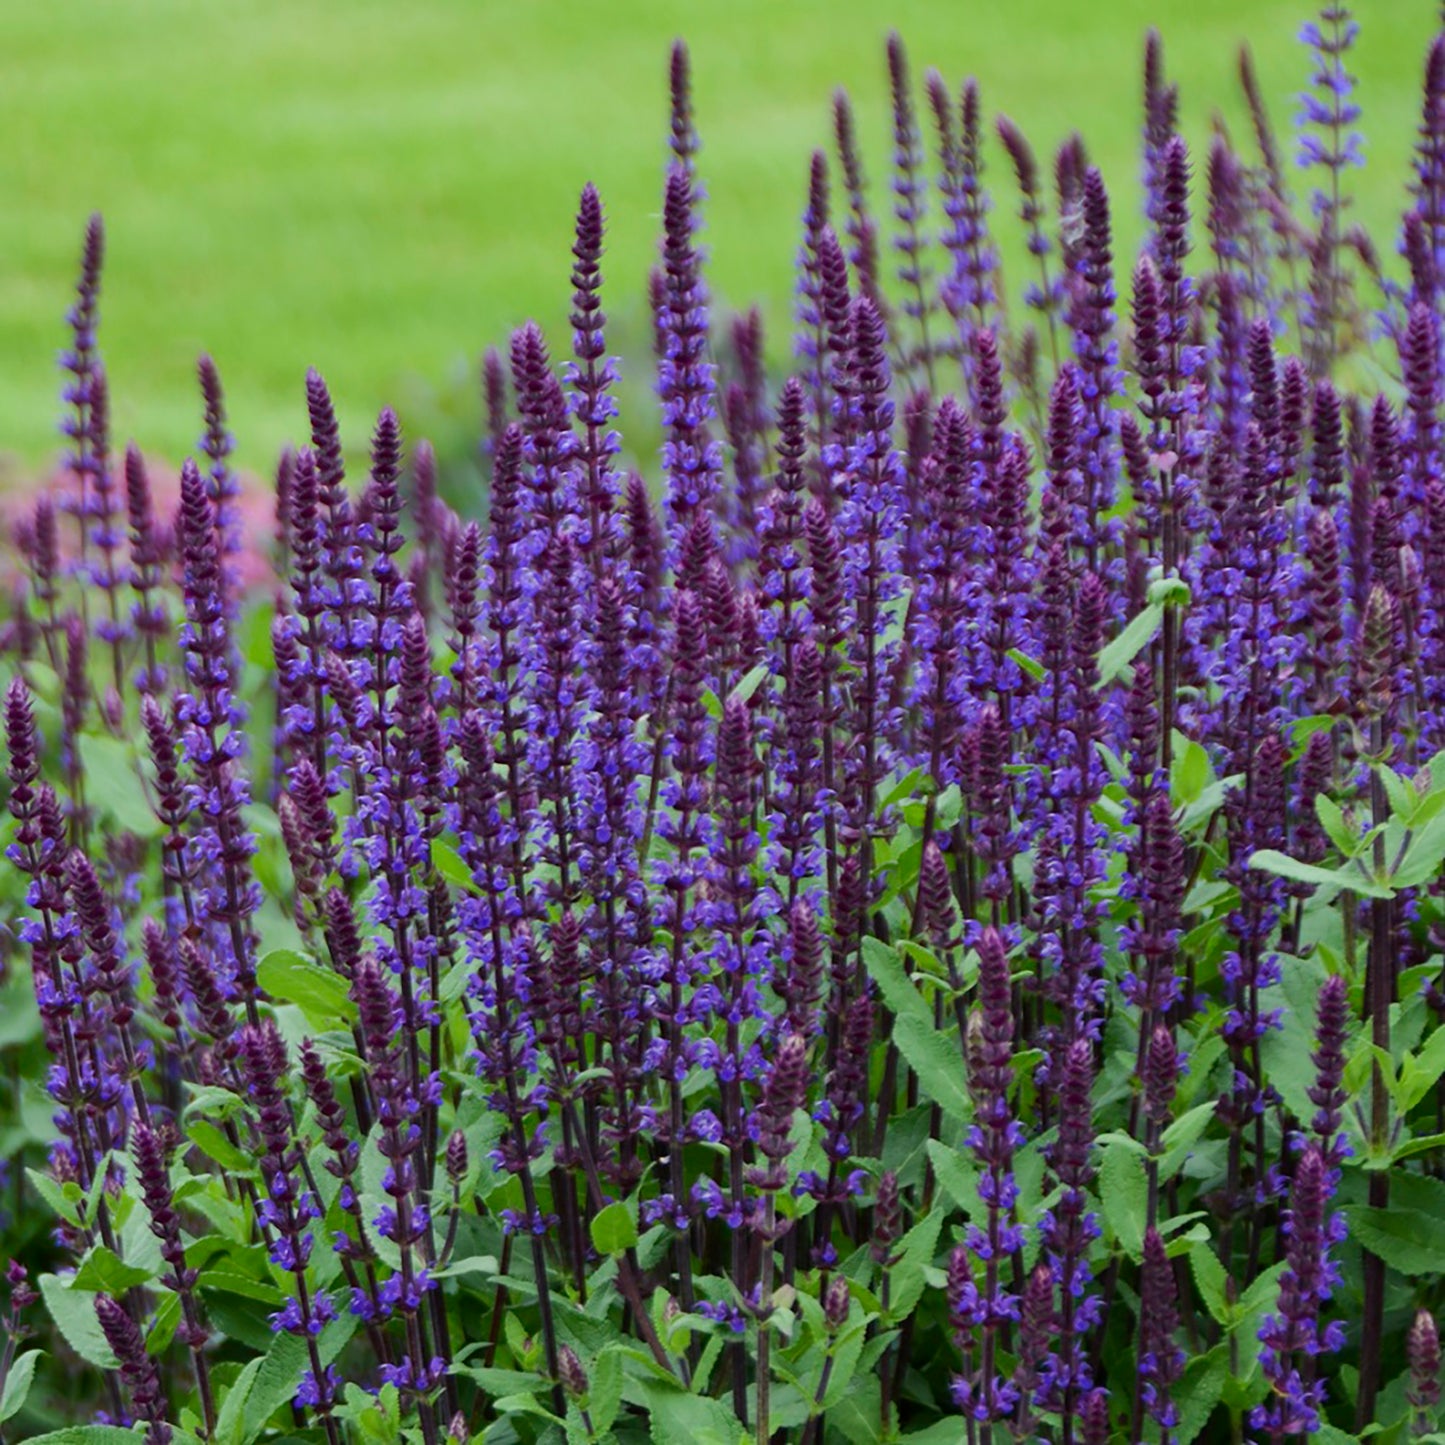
[58,214,105,629]
[240,1022,343,1442]
[1250,1145,1345,1442]
[659,165,721,557]
[132,1123,215,1434]
[886,34,935,383]
[1297,6,1363,377]
[567,181,623,577]
[1036,1037,1100,1442]
[175,460,260,1018]
[950,928,1024,1428]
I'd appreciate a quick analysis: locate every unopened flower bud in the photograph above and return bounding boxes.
[871,1170,902,1266]
[1409,1308,1441,1420]
[446,1130,468,1186]
[558,1344,588,1400]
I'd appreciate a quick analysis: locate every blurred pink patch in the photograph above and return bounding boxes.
[3,455,278,591]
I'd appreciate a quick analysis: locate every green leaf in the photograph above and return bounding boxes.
[0,979,42,1048]
[862,938,972,1126]
[1170,736,1214,808]
[860,938,934,1031]
[826,1375,883,1445]
[1409,782,1445,833]
[1393,813,1445,889]
[636,1377,747,1445]
[900,1423,967,1445]
[820,1322,869,1411]
[1398,1026,1445,1113]
[1158,1103,1216,1180]
[1346,1206,1445,1275]
[186,1119,256,1176]
[1161,1102,1216,1154]
[182,1083,246,1121]
[1247,849,1393,899]
[194,1269,285,1306]
[146,1292,181,1358]
[886,1207,944,1321]
[1147,576,1191,608]
[335,1381,404,1445]
[1096,602,1163,687]
[26,1168,82,1228]
[496,1393,564,1426]
[926,1141,981,1219]
[1099,1138,1148,1261]
[1176,1346,1229,1445]
[22,1430,151,1444]
[429,1253,499,1281]
[244,1314,356,1439]
[38,1275,117,1369]
[72,1245,155,1294]
[453,1366,544,1396]
[1388,1131,1445,1164]
[239,599,277,670]
[1314,794,1356,855]
[1006,648,1045,684]
[0,1349,42,1425]
[1188,1244,1231,1326]
[590,1346,625,1435]
[892,1011,972,1128]
[432,839,473,891]
[256,948,356,1031]
[880,767,926,811]
[358,1125,402,1271]
[590,1200,639,1256]
[76,731,162,838]
[728,663,770,707]
[214,1356,263,1445]
[1237,1261,1288,1320]
[1379,764,1416,822]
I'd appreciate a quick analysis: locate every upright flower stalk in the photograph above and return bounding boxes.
[9,20,1445,1442]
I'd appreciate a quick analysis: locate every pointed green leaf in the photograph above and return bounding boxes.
[1096,602,1164,687]
[72,1245,156,1295]
[256,948,356,1031]
[1346,1206,1445,1275]
[590,1200,639,1256]
[1247,849,1393,899]
[0,1349,42,1425]
[1099,1138,1148,1261]
[38,1275,117,1370]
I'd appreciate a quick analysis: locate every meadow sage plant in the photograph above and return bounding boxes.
[9,8,1445,1444]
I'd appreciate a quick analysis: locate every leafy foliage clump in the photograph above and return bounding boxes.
[5,9,1445,1445]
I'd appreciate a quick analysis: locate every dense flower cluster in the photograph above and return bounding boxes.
[6,8,1445,1444]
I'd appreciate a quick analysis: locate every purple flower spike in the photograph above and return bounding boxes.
[1037,1036,1100,1429]
[951,927,1024,1425]
[1409,1310,1442,1438]
[95,1294,171,1444]
[568,181,622,571]
[658,164,721,548]
[1309,974,1350,1169]
[1251,1144,1346,1439]
[885,33,935,372]
[1136,1227,1184,1438]
[833,87,884,316]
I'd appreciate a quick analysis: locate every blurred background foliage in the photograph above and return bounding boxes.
[0,0,1434,488]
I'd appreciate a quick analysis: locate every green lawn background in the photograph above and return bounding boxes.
[0,0,1435,482]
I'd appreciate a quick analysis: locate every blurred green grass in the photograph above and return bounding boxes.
[0,0,1435,480]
